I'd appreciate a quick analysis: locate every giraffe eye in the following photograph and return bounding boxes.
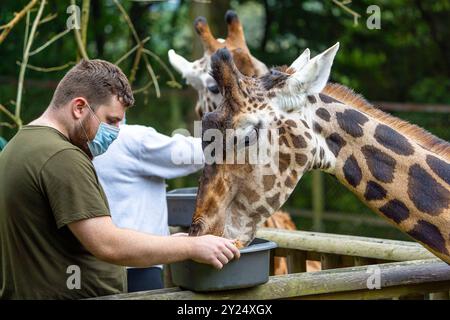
[244,128,258,147]
[207,84,220,94]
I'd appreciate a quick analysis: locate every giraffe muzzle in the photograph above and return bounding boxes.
[188,220,205,237]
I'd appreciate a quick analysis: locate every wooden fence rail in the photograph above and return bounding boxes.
[256,228,435,262]
[93,259,450,300]
[89,229,450,300]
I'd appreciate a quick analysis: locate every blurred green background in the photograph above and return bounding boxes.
[1,0,449,240]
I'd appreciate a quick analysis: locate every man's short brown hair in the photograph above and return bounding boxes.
[51,59,134,109]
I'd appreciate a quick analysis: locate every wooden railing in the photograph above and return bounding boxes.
[93,228,450,300]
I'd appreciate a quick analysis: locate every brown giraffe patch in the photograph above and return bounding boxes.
[267,192,281,209]
[407,164,450,216]
[326,133,347,157]
[285,175,296,188]
[407,220,449,255]
[374,124,414,156]
[301,120,310,129]
[285,119,297,128]
[255,205,269,216]
[203,197,218,216]
[279,136,290,147]
[316,108,331,122]
[263,175,276,191]
[295,153,308,166]
[343,154,362,187]
[379,199,410,223]
[319,93,342,104]
[313,122,323,134]
[426,155,450,185]
[291,134,307,149]
[278,152,292,173]
[361,145,397,183]
[336,109,369,138]
[242,187,260,204]
[364,181,387,201]
[307,95,317,104]
[304,131,312,140]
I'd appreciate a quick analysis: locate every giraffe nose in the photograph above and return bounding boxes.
[189,221,204,237]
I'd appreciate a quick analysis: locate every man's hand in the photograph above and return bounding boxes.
[188,235,241,270]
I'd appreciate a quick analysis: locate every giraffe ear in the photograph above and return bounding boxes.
[168,49,205,90]
[290,48,310,72]
[291,42,339,94]
[168,49,193,78]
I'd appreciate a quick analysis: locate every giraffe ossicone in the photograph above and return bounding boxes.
[190,44,450,265]
[168,10,268,118]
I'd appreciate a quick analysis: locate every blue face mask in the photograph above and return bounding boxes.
[80,105,120,157]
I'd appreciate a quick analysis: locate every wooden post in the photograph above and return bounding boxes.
[354,257,375,266]
[163,264,175,288]
[269,250,275,276]
[321,253,341,270]
[312,171,324,232]
[287,250,307,273]
[429,291,450,300]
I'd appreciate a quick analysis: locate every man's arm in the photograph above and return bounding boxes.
[68,216,240,269]
[136,127,204,179]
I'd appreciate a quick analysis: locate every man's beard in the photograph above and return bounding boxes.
[70,117,94,160]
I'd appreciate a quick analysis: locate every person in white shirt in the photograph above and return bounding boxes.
[93,123,206,292]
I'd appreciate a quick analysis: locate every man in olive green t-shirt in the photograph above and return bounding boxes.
[0,59,239,299]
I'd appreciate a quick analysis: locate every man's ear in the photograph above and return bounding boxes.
[71,97,88,120]
[292,42,339,94]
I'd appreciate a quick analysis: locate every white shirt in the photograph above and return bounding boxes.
[93,124,204,240]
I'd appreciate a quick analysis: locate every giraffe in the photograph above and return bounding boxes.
[169,11,320,272]
[189,44,450,266]
[168,10,268,119]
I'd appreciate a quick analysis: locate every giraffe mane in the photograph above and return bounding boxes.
[323,83,450,160]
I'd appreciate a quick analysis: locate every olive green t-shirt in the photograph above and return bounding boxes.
[0,126,126,299]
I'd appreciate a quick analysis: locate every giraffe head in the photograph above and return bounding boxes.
[189,43,340,245]
[168,10,268,118]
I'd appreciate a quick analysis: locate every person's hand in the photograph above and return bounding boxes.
[188,235,240,269]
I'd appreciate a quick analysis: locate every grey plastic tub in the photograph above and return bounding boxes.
[166,187,198,227]
[170,238,277,292]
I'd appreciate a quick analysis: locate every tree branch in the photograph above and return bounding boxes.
[71,0,89,60]
[0,0,39,45]
[81,0,90,49]
[113,0,160,97]
[29,28,71,56]
[15,0,46,127]
[114,36,150,65]
[16,61,75,72]
[0,104,21,128]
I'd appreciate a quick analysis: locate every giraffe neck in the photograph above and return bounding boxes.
[308,94,450,263]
